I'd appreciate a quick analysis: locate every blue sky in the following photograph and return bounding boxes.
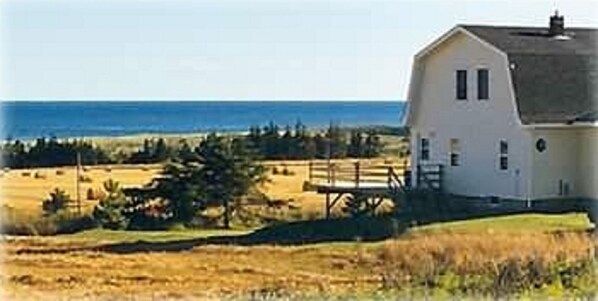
[1,0,597,101]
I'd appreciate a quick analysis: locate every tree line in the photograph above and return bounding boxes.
[1,122,387,168]
[1,138,111,168]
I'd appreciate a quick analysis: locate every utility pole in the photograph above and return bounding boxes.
[76,150,82,216]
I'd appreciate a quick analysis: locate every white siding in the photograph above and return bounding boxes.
[410,32,532,199]
[530,128,580,199]
[577,128,598,199]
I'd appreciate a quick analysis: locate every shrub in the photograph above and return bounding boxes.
[92,179,128,230]
[1,206,95,235]
[42,188,72,215]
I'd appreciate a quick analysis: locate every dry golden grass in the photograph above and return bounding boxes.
[0,165,160,214]
[378,231,595,275]
[2,227,594,299]
[0,158,398,217]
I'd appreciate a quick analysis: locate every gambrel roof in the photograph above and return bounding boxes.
[462,25,598,124]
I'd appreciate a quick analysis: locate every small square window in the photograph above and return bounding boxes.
[449,138,460,167]
[450,153,460,166]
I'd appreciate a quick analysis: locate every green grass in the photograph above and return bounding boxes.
[413,213,591,234]
[49,213,592,246]
[56,228,250,243]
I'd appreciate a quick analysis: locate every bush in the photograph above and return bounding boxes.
[1,206,95,236]
[42,188,72,215]
[92,179,128,230]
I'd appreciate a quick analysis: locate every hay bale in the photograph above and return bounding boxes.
[56,170,65,176]
[78,175,93,183]
[34,172,47,180]
[3,167,10,173]
[21,171,31,177]
[281,166,295,176]
[86,188,98,200]
[105,166,112,173]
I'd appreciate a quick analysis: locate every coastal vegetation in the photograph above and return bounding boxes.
[0,122,397,168]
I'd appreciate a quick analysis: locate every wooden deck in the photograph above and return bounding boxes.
[307,160,411,217]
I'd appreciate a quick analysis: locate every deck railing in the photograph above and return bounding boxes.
[308,159,410,189]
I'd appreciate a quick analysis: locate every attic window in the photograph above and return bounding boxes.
[456,70,467,100]
[477,69,489,100]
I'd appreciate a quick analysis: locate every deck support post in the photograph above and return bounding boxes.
[354,161,360,188]
[325,192,331,219]
[325,192,345,219]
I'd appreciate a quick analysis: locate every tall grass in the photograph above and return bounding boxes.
[377,231,596,298]
[1,205,95,235]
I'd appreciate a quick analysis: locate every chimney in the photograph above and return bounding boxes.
[549,10,565,36]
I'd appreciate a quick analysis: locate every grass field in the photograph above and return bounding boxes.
[2,213,595,300]
[0,158,400,220]
[1,142,595,299]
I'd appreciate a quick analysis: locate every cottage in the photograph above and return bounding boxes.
[405,13,597,202]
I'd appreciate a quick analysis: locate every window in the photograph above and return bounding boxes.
[449,138,460,166]
[456,70,467,100]
[499,140,508,170]
[420,138,430,161]
[477,69,489,100]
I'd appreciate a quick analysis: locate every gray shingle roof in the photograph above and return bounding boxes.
[461,25,598,124]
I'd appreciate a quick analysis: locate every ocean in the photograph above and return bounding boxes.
[1,101,406,140]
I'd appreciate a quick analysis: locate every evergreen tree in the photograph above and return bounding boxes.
[197,134,266,228]
[347,130,363,158]
[364,130,383,158]
[326,122,347,158]
[93,179,129,230]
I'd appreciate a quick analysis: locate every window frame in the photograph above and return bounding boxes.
[499,140,508,171]
[456,70,468,100]
[449,138,460,167]
[477,68,489,100]
[420,138,430,161]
